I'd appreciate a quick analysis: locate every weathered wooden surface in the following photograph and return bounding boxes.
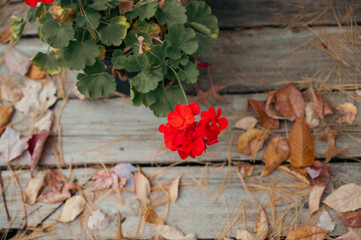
[1,164,360,238]
[4,93,360,167]
[2,26,360,96]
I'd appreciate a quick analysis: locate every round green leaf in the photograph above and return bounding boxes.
[63,40,100,70]
[41,19,74,48]
[76,72,116,99]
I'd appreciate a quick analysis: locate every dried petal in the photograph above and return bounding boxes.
[28,131,51,175]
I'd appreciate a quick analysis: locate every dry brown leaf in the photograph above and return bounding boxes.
[261,135,289,177]
[119,0,134,14]
[1,83,23,103]
[336,231,361,240]
[303,88,333,119]
[265,83,305,121]
[28,131,51,175]
[254,206,268,240]
[5,47,31,76]
[278,165,311,185]
[135,171,151,204]
[305,103,320,128]
[153,225,197,240]
[237,129,268,156]
[234,116,258,130]
[115,212,123,240]
[306,160,332,186]
[168,175,181,202]
[236,229,258,240]
[323,183,361,213]
[26,65,48,80]
[233,162,254,177]
[285,225,327,240]
[0,127,29,163]
[288,117,316,168]
[0,105,13,134]
[338,210,361,228]
[248,100,279,129]
[320,126,349,162]
[333,102,358,124]
[57,195,85,223]
[0,27,12,43]
[309,185,326,217]
[24,170,47,205]
[317,210,336,232]
[144,206,164,225]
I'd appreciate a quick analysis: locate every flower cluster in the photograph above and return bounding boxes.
[159,103,228,159]
[25,0,54,7]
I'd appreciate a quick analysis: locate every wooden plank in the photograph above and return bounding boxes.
[0,168,95,229]
[2,26,358,96]
[6,93,361,167]
[2,163,359,238]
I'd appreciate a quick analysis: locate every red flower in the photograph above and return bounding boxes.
[25,0,54,7]
[159,103,228,159]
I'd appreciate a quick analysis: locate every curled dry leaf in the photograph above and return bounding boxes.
[28,131,51,175]
[24,170,47,205]
[135,171,151,204]
[233,162,254,177]
[336,231,361,240]
[338,210,361,228]
[34,111,54,132]
[144,205,164,225]
[278,165,311,185]
[317,210,336,232]
[0,127,28,163]
[309,185,326,217]
[234,116,258,130]
[248,100,279,129]
[305,103,320,128]
[303,88,333,119]
[87,209,110,231]
[119,0,134,14]
[265,83,305,121]
[92,170,115,190]
[236,229,258,240]
[333,102,358,124]
[254,206,269,240]
[288,117,316,168]
[153,224,197,240]
[168,175,181,202]
[0,105,13,134]
[320,126,349,162]
[5,47,31,76]
[261,135,289,177]
[285,225,327,240]
[237,129,268,156]
[0,27,12,43]
[58,195,86,223]
[323,183,361,213]
[26,65,48,80]
[305,161,332,186]
[1,84,23,103]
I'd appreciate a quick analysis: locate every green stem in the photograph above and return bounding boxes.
[169,67,188,105]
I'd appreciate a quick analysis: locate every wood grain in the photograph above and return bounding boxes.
[1,164,360,238]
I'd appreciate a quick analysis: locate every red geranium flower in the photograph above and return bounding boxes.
[159,102,228,159]
[25,0,54,7]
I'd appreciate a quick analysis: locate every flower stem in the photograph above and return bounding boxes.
[169,67,188,105]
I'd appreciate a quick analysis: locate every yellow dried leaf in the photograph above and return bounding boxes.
[135,171,151,204]
[248,99,279,129]
[323,183,361,213]
[234,116,258,130]
[309,185,326,217]
[233,162,254,177]
[237,129,268,156]
[0,105,13,134]
[278,165,311,185]
[23,170,47,205]
[288,117,316,168]
[286,225,327,240]
[168,175,181,202]
[57,195,85,223]
[261,135,289,176]
[144,205,164,225]
[26,65,48,80]
[333,102,358,124]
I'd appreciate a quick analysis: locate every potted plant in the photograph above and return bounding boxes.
[15,0,219,118]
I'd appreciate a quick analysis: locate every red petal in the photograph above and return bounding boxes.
[168,111,183,128]
[41,0,54,4]
[24,0,38,7]
[187,102,200,115]
[218,117,228,130]
[159,124,165,133]
[192,138,205,156]
[178,150,189,159]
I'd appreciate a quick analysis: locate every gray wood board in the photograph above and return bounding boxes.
[1,164,360,238]
[2,26,360,96]
[6,93,361,167]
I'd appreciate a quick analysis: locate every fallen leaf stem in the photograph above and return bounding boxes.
[0,170,11,222]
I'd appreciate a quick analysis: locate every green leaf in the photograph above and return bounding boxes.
[126,1,157,21]
[178,61,199,84]
[76,8,101,29]
[130,85,158,107]
[39,12,52,24]
[132,19,160,35]
[10,16,26,44]
[99,16,130,46]
[76,59,116,99]
[88,0,112,10]
[60,0,78,9]
[63,40,100,70]
[124,30,151,55]
[146,44,167,74]
[31,51,61,75]
[155,0,186,27]
[193,31,213,56]
[169,54,189,68]
[41,19,74,48]
[111,50,126,70]
[125,55,163,93]
[149,85,184,117]
[164,24,198,59]
[27,4,46,23]
[186,1,218,38]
